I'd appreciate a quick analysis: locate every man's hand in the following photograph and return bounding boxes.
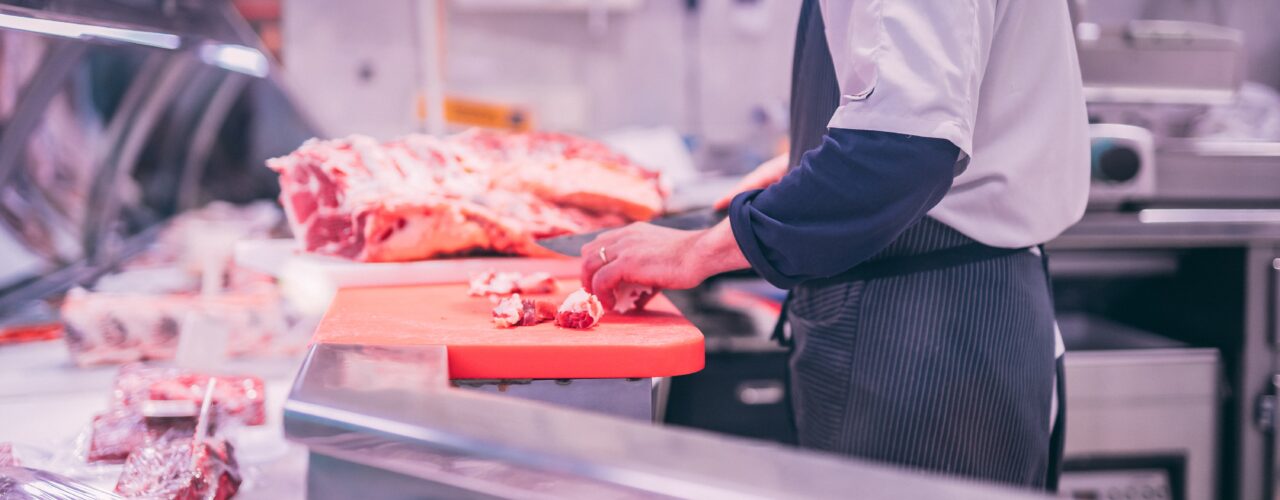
[581,220,748,311]
[712,153,789,211]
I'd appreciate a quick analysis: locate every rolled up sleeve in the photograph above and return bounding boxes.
[729,128,960,289]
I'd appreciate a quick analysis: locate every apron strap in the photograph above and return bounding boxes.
[809,242,1032,286]
[772,242,1032,347]
[771,291,793,346]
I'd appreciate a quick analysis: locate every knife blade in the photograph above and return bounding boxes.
[535,207,726,257]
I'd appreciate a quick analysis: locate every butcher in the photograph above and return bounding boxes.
[580,0,1087,491]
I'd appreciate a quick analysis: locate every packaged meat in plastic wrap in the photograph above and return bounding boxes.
[111,365,266,428]
[114,437,241,500]
[116,375,243,500]
[85,409,147,464]
[149,374,266,428]
[61,288,285,367]
[140,399,200,437]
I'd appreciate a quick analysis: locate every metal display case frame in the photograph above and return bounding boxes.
[0,0,317,315]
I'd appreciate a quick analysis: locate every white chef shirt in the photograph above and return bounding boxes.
[818,0,1091,248]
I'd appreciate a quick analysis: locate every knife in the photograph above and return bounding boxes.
[536,207,726,257]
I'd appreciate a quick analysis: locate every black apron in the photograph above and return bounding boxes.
[781,0,1066,490]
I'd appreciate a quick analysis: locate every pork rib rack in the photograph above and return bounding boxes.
[267,130,666,262]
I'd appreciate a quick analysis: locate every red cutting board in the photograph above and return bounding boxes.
[313,279,705,379]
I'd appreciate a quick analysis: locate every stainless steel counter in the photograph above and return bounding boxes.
[284,343,1047,499]
[1054,209,1280,248]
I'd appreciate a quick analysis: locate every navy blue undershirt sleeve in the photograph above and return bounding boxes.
[728,128,961,289]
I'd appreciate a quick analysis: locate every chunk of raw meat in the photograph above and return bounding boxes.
[456,130,667,221]
[612,283,656,314]
[115,437,241,500]
[492,294,558,328]
[555,289,604,329]
[266,130,666,262]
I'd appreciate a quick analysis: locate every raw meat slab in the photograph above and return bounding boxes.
[313,279,704,379]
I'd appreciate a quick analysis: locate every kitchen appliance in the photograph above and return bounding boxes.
[1058,313,1221,500]
[1071,5,1280,210]
[1089,123,1157,206]
[1076,20,1245,105]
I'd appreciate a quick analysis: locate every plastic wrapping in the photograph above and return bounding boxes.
[0,443,17,467]
[0,466,122,499]
[148,373,266,428]
[85,409,146,464]
[85,366,265,468]
[111,366,267,428]
[114,437,241,500]
[1190,81,1280,141]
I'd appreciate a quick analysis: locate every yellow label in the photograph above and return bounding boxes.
[444,97,533,132]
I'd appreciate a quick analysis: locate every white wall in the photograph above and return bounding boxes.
[281,0,800,163]
[282,0,423,139]
[444,1,692,134]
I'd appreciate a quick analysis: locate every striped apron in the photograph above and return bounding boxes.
[782,0,1066,489]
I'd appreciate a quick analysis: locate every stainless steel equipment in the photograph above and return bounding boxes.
[1051,211,1280,500]
[284,343,1049,499]
[454,378,654,421]
[1071,2,1280,210]
[1057,314,1221,500]
[1076,20,1245,105]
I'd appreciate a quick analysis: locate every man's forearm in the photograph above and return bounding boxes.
[689,219,750,279]
[726,129,960,288]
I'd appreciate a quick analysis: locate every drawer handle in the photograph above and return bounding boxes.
[736,380,785,405]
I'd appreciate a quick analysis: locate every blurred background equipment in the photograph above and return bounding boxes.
[1074,0,1280,211]
[1062,2,1280,499]
[0,0,318,318]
